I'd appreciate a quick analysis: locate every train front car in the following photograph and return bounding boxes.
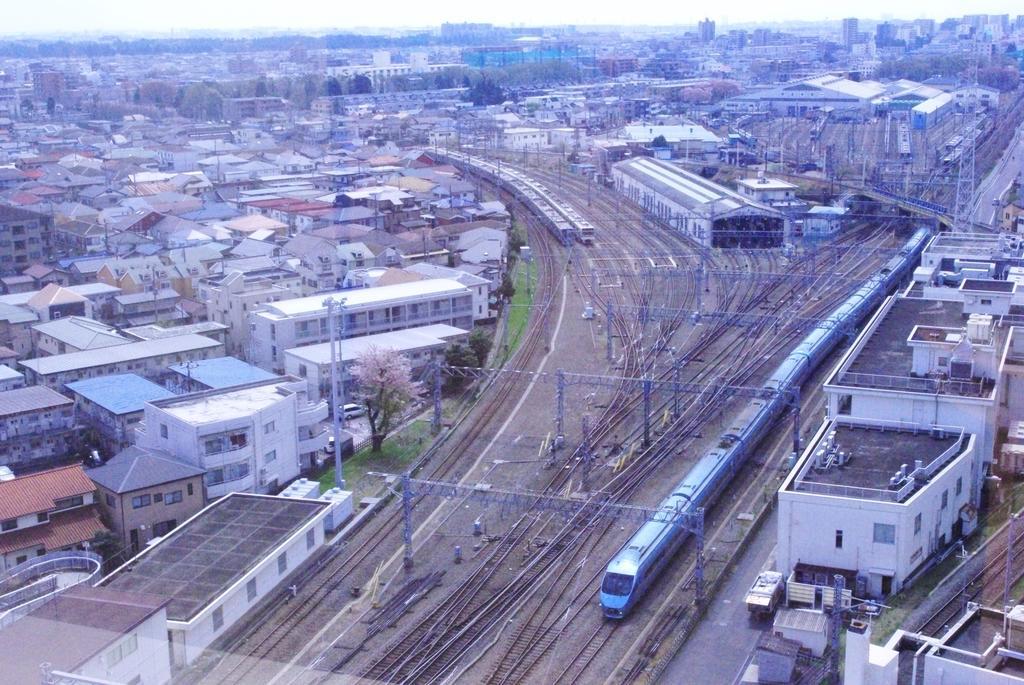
[600,554,639,618]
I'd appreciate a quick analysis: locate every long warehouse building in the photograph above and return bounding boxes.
[249,279,474,372]
[612,157,786,248]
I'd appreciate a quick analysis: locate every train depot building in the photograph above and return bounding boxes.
[611,157,786,248]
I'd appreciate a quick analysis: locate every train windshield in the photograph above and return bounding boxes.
[602,572,634,596]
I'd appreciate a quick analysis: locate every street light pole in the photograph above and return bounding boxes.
[324,296,348,490]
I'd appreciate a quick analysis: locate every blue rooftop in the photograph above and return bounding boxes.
[67,374,176,414]
[168,356,277,390]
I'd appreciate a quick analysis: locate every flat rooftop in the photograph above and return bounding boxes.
[0,585,169,685]
[149,378,292,423]
[833,297,999,397]
[792,423,963,497]
[102,493,328,621]
[284,324,468,365]
[937,609,1024,678]
[257,278,470,319]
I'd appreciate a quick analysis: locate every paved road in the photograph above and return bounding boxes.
[974,120,1024,226]
[658,509,778,685]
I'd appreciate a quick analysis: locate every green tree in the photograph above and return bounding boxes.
[496,272,516,302]
[652,134,668,148]
[45,97,55,115]
[444,344,479,389]
[468,329,493,366]
[255,77,269,97]
[89,530,124,566]
[326,76,343,96]
[351,74,373,94]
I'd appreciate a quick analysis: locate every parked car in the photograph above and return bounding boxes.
[341,403,366,419]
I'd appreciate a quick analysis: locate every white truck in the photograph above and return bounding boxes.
[745,570,784,616]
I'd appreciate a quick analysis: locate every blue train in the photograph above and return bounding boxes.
[600,228,932,618]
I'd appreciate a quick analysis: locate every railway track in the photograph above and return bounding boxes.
[329,160,908,683]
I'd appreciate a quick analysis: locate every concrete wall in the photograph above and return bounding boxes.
[77,605,172,685]
[169,505,327,666]
[778,434,976,597]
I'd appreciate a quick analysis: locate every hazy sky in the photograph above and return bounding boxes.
[2,0,1021,37]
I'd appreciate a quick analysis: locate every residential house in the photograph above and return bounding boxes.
[0,464,107,570]
[88,446,206,554]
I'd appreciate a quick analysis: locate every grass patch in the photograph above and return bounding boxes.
[502,258,536,362]
[318,420,432,497]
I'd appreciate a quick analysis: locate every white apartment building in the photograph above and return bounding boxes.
[823,293,1012,484]
[136,376,328,497]
[249,279,474,372]
[19,334,225,390]
[778,416,977,599]
[283,323,468,401]
[196,267,302,357]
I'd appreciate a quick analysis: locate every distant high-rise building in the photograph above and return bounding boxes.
[698,18,716,43]
[841,17,859,49]
[913,18,936,36]
[875,22,898,47]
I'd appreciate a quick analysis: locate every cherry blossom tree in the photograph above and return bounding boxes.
[350,346,421,452]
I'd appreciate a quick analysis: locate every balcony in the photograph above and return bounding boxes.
[298,427,329,455]
[297,399,329,425]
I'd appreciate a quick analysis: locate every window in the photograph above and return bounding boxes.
[981,298,993,306]
[938,356,948,368]
[264,420,276,434]
[941,490,948,509]
[160,423,168,438]
[212,606,224,631]
[54,496,83,510]
[1,518,17,532]
[187,483,194,497]
[247,578,257,602]
[37,512,48,523]
[105,493,117,507]
[264,450,277,465]
[835,530,843,549]
[153,520,176,537]
[105,634,138,668]
[914,513,922,534]
[873,523,896,545]
[306,529,315,550]
[154,493,163,503]
[956,477,963,496]
[132,494,151,509]
[277,552,288,574]
[165,490,182,505]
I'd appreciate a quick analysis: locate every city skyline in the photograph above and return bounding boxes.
[1,1,1022,38]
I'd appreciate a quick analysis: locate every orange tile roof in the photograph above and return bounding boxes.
[0,464,96,520]
[0,505,107,554]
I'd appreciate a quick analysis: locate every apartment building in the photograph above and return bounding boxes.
[19,334,224,390]
[196,266,302,356]
[67,374,176,454]
[0,385,77,469]
[249,279,474,372]
[135,376,328,498]
[0,205,50,276]
[283,323,468,401]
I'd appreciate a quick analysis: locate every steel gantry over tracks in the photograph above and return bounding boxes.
[390,473,708,604]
